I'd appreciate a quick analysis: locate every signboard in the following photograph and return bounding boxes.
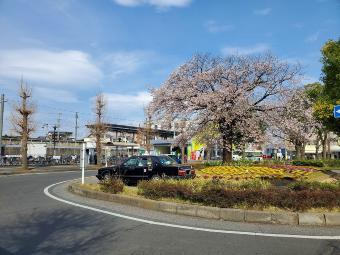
[334,105,340,118]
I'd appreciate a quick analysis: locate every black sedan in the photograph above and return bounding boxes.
[96,155,195,183]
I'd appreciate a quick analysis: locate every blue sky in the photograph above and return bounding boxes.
[0,0,339,137]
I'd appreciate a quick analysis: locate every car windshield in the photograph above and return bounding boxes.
[158,156,178,165]
[246,152,262,157]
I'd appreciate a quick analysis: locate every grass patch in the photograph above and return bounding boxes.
[79,183,101,191]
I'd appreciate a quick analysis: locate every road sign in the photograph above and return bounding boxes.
[334,105,340,118]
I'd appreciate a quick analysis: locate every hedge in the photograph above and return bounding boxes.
[292,160,324,167]
[137,179,340,211]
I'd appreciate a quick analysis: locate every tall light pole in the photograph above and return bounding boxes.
[74,112,78,155]
[53,125,57,156]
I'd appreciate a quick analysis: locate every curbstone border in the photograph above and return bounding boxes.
[68,183,340,226]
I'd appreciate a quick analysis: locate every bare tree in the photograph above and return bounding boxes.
[89,93,107,165]
[11,79,35,170]
[136,116,154,155]
[149,53,301,163]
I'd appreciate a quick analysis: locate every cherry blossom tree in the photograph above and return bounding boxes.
[267,89,318,159]
[148,53,301,162]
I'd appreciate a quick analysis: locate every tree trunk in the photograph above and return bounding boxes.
[206,146,211,161]
[181,145,185,165]
[96,134,102,166]
[301,143,306,160]
[222,134,232,163]
[21,132,28,170]
[315,138,320,160]
[322,131,328,159]
[21,101,28,170]
[327,137,331,159]
[295,143,302,160]
[241,143,246,159]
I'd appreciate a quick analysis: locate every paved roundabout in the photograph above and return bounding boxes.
[1,171,340,255]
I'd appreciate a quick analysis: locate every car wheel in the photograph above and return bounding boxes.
[103,172,112,181]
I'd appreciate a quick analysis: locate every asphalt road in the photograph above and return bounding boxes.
[0,171,340,255]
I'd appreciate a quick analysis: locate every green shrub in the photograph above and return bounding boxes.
[288,181,340,191]
[192,187,340,211]
[137,179,340,211]
[137,179,196,199]
[99,177,124,194]
[292,160,324,167]
[322,159,340,168]
[204,159,255,167]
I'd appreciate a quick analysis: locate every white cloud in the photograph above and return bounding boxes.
[103,51,154,78]
[112,0,192,9]
[0,49,103,87]
[305,32,319,43]
[101,91,152,120]
[221,44,270,56]
[253,8,272,16]
[104,91,152,111]
[35,87,79,103]
[204,20,234,33]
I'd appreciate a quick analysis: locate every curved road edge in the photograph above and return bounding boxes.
[44,179,340,240]
[68,181,340,227]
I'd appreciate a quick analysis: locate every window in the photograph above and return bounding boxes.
[124,158,138,166]
[158,156,177,165]
[137,158,148,167]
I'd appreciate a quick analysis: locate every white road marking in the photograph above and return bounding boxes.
[44,179,340,240]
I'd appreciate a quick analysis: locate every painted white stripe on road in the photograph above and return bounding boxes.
[44,179,340,240]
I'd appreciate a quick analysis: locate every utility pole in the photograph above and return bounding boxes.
[57,112,61,155]
[57,112,62,141]
[74,112,79,155]
[0,94,6,156]
[74,112,79,141]
[53,125,57,156]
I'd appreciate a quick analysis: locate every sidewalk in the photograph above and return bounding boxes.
[0,165,99,175]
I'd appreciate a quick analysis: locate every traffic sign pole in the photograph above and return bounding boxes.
[334,105,340,119]
[82,143,85,184]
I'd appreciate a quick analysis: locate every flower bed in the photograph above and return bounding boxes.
[199,165,318,180]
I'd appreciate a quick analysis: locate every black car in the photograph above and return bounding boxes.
[96,155,195,183]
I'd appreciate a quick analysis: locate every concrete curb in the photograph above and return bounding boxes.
[68,183,340,226]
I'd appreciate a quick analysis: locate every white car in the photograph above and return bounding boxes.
[232,154,241,161]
